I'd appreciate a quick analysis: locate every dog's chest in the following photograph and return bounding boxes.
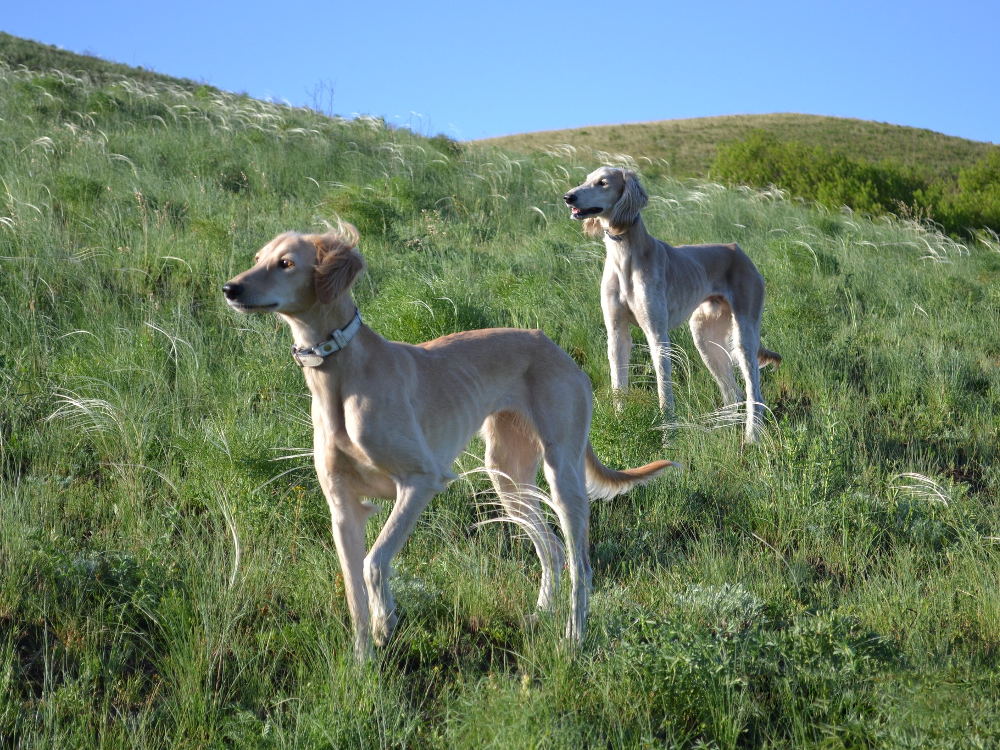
[605,262,660,321]
[604,243,659,301]
[310,385,396,496]
[605,246,710,330]
[331,433,396,498]
[333,412,382,471]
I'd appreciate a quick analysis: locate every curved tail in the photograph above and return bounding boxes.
[585,445,677,501]
[758,347,782,369]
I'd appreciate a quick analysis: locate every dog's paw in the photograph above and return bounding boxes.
[371,610,398,647]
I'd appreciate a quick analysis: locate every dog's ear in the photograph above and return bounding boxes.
[609,170,648,231]
[313,225,364,304]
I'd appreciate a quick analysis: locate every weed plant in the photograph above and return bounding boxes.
[1,59,999,748]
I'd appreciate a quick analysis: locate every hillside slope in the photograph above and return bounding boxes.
[5,31,989,183]
[2,36,999,748]
[0,30,210,90]
[477,112,995,179]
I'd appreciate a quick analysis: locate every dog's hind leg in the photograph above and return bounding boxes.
[731,314,765,443]
[531,372,593,644]
[482,411,563,612]
[690,298,743,408]
[541,449,591,643]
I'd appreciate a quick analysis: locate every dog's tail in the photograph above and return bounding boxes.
[585,445,677,501]
[758,347,782,369]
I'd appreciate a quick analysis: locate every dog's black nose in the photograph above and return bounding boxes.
[222,282,243,300]
[563,193,577,205]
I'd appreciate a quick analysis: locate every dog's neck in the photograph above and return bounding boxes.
[601,214,648,244]
[600,215,666,284]
[601,215,655,255]
[280,295,363,355]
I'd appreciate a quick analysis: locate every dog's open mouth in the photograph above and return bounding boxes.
[569,206,602,219]
[227,301,278,312]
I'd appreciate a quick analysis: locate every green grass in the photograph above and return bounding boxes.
[2,49,1000,749]
[477,112,996,181]
[0,31,212,91]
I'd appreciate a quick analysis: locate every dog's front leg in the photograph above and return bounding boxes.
[320,480,378,661]
[639,315,675,417]
[364,471,445,646]
[601,277,632,412]
[314,421,378,661]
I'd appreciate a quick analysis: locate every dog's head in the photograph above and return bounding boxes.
[222,223,365,314]
[563,166,648,236]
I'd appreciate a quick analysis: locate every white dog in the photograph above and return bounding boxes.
[223,223,674,660]
[564,167,781,442]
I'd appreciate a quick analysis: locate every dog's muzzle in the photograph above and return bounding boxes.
[563,192,601,219]
[222,282,278,312]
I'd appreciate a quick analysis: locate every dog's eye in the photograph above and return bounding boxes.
[598,179,608,187]
[278,258,294,269]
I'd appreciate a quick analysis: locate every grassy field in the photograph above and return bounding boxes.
[478,113,996,181]
[2,49,1000,749]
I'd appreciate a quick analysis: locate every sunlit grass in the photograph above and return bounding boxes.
[1,56,999,748]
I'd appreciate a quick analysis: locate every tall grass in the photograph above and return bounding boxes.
[2,59,999,748]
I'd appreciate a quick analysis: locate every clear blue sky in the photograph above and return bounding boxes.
[3,0,998,144]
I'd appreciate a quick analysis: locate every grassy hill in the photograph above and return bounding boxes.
[0,31,211,90]
[478,112,996,180]
[2,36,1000,748]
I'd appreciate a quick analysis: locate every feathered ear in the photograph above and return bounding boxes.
[609,170,648,231]
[312,224,364,304]
[583,217,603,237]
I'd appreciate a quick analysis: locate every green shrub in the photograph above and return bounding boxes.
[714,132,1000,238]
[712,130,1000,236]
[933,148,1000,235]
[712,130,927,216]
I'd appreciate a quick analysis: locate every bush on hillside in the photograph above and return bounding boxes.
[712,130,927,217]
[712,131,1000,238]
[928,148,1000,235]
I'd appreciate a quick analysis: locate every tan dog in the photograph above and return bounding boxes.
[223,223,673,660]
[564,167,781,442]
